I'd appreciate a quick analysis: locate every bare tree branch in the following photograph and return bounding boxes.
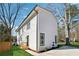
[0,3,24,35]
[11,4,20,29]
[0,4,8,27]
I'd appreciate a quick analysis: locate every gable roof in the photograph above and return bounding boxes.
[16,5,37,31]
[16,5,55,32]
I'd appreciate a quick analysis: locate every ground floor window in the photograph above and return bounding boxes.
[40,33,45,46]
[55,35,57,43]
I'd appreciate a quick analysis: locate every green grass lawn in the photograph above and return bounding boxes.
[70,42,79,48]
[58,41,79,48]
[0,46,32,56]
[58,42,66,47]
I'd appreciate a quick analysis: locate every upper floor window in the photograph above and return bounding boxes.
[18,31,20,35]
[22,28,23,34]
[20,29,22,35]
[22,27,24,34]
[27,22,30,30]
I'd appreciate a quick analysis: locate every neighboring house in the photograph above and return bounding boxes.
[16,5,58,52]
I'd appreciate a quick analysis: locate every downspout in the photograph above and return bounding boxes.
[34,10,39,52]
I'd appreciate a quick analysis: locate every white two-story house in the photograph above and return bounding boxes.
[16,5,58,52]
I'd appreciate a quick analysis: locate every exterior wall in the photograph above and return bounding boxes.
[21,25,27,43]
[29,15,37,51]
[16,15,37,51]
[16,32,20,45]
[16,6,58,52]
[37,8,57,51]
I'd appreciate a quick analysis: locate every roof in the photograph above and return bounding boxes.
[16,5,55,32]
[16,5,38,31]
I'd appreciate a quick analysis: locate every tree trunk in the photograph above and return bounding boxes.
[65,24,70,45]
[7,28,12,42]
[65,8,71,45]
[7,28,12,49]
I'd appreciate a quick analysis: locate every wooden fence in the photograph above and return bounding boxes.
[0,42,12,52]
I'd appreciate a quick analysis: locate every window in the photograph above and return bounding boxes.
[22,27,24,34]
[40,33,45,46]
[55,35,57,43]
[27,22,30,29]
[26,35,29,46]
[18,31,20,35]
[20,29,22,35]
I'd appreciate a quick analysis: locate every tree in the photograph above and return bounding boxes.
[0,22,4,41]
[0,22,7,41]
[47,3,79,45]
[64,4,79,45]
[0,3,24,41]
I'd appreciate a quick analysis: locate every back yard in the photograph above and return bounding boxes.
[58,41,79,48]
[0,46,32,56]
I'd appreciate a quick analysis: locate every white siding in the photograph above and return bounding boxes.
[21,25,27,43]
[17,23,28,44]
[17,32,20,45]
[37,8,57,51]
[29,15,37,50]
[17,15,37,51]
[16,6,57,52]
